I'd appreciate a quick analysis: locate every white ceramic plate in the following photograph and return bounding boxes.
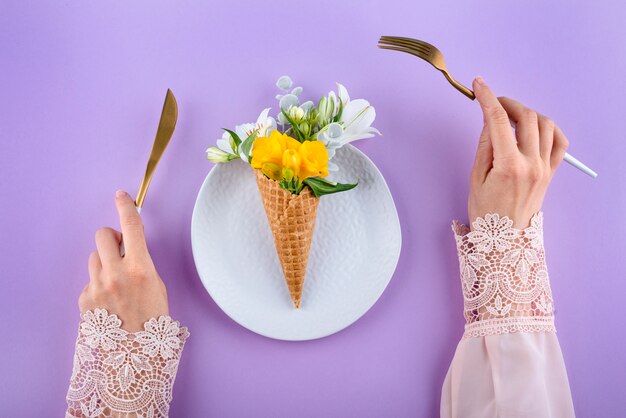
[191,145,401,341]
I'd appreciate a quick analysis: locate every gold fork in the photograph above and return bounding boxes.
[377,36,475,100]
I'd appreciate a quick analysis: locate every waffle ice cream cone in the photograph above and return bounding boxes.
[254,169,319,309]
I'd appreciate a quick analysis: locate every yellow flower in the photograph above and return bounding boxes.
[251,130,300,169]
[260,162,281,181]
[251,130,329,183]
[299,140,329,179]
[282,149,302,179]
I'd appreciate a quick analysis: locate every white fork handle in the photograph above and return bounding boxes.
[563,152,597,178]
[119,206,142,257]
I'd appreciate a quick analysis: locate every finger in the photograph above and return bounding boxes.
[537,114,555,163]
[88,251,102,282]
[115,190,148,258]
[473,77,518,159]
[550,125,570,173]
[471,126,494,184]
[95,227,122,265]
[498,97,540,157]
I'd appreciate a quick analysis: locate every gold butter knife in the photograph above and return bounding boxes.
[120,89,178,256]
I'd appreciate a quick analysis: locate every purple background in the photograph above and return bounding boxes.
[1,1,625,416]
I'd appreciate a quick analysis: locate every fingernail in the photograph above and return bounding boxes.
[475,76,486,87]
[116,190,127,198]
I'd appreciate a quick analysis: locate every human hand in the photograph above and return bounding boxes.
[468,77,570,229]
[78,190,169,332]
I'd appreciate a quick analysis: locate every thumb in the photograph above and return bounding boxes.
[115,190,147,258]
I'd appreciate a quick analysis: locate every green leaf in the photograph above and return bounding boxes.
[280,109,305,142]
[239,131,258,162]
[279,177,304,195]
[303,177,358,197]
[223,129,242,153]
[333,100,344,123]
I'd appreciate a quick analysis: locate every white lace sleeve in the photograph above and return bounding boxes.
[66,308,189,418]
[442,211,575,417]
[452,211,556,339]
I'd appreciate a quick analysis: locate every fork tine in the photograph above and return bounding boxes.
[379,37,432,56]
[381,36,437,54]
[376,44,432,62]
[380,43,430,57]
[379,39,431,58]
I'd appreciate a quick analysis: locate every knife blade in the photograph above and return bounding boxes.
[135,89,178,209]
[120,89,178,256]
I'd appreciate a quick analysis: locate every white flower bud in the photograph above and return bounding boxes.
[206,146,234,163]
[317,96,334,126]
[288,106,305,121]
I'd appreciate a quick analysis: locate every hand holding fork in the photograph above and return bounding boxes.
[377,36,597,178]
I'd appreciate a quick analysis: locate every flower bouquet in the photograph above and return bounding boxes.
[207,76,379,308]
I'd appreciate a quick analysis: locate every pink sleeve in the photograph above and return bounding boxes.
[65,309,189,418]
[440,212,575,417]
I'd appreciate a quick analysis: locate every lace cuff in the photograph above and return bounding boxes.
[452,212,556,339]
[66,309,189,418]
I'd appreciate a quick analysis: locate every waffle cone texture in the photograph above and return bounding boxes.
[254,169,319,309]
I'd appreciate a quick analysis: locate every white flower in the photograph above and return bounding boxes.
[235,108,276,140]
[339,98,380,141]
[212,108,276,162]
[134,316,182,360]
[216,131,237,155]
[317,83,380,160]
[80,309,128,351]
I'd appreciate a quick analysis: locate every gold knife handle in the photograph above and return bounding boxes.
[135,160,156,209]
